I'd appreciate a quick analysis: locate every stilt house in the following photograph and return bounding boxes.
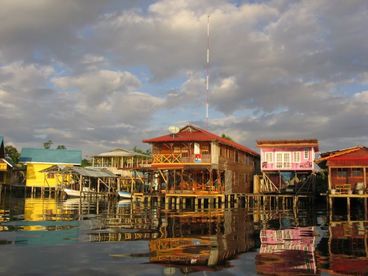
[143,124,259,196]
[20,148,82,188]
[316,146,368,195]
[91,148,151,193]
[256,139,319,194]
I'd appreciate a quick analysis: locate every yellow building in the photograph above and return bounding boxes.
[20,148,82,187]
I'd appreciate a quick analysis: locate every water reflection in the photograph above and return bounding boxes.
[0,193,367,275]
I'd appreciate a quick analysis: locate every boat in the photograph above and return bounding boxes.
[118,191,132,199]
[117,199,131,207]
[63,187,93,197]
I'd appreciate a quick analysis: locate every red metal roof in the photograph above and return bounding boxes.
[316,146,368,166]
[143,125,259,156]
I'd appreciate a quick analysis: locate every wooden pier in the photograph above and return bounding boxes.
[328,193,368,221]
[133,192,314,211]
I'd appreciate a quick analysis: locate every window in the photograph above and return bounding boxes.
[283,153,291,168]
[276,153,283,168]
[47,173,55,179]
[304,148,309,159]
[293,152,301,163]
[181,148,189,157]
[201,145,210,155]
[275,152,291,169]
[337,168,347,178]
[352,168,363,177]
[265,152,273,163]
[174,146,181,153]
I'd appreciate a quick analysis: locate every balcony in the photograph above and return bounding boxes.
[152,153,211,164]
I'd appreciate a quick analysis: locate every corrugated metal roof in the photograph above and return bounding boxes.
[40,165,117,178]
[20,148,82,165]
[93,148,149,157]
[143,125,259,156]
[65,167,117,177]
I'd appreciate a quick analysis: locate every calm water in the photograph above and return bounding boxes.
[0,194,367,275]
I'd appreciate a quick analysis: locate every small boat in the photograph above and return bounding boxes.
[117,199,131,207]
[118,191,132,199]
[63,187,92,197]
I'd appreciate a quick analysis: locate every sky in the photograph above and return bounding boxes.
[0,0,368,156]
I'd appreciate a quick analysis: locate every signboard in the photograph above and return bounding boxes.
[0,162,7,171]
[194,143,200,154]
[195,154,202,163]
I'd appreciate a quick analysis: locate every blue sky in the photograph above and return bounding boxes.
[0,0,367,156]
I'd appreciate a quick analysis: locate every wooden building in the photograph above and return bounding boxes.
[256,139,319,194]
[91,148,150,174]
[143,124,259,201]
[91,148,150,195]
[316,146,368,195]
[20,148,82,188]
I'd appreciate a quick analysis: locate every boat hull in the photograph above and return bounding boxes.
[118,191,132,199]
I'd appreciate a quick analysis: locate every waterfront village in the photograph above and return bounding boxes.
[1,123,367,217]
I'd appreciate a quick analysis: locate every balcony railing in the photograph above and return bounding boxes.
[152,153,211,164]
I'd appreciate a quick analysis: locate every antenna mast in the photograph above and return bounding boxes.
[205,15,210,127]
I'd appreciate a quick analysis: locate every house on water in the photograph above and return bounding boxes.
[256,139,319,194]
[20,148,82,189]
[91,148,151,194]
[143,124,259,205]
[316,146,368,195]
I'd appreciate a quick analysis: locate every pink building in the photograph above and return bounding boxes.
[256,139,319,194]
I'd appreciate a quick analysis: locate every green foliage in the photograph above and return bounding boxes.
[56,145,66,149]
[5,145,20,163]
[43,139,53,149]
[221,133,233,141]
[132,146,151,155]
[81,158,91,167]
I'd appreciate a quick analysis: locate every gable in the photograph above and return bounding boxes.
[327,147,368,166]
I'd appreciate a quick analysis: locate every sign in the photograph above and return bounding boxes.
[195,154,202,163]
[0,162,7,171]
[194,143,200,154]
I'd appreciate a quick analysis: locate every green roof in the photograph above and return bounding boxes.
[20,148,82,165]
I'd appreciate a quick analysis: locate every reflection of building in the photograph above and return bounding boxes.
[143,125,259,197]
[20,148,82,188]
[149,209,255,268]
[325,221,368,275]
[256,139,319,194]
[256,227,317,275]
[88,204,160,242]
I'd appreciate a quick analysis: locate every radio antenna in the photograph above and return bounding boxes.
[205,15,210,128]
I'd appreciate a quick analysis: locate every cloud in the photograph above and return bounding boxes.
[1,0,368,154]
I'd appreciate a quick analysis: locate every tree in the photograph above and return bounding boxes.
[221,134,233,141]
[5,145,20,163]
[133,146,151,155]
[43,140,53,149]
[81,158,91,167]
[56,145,66,149]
